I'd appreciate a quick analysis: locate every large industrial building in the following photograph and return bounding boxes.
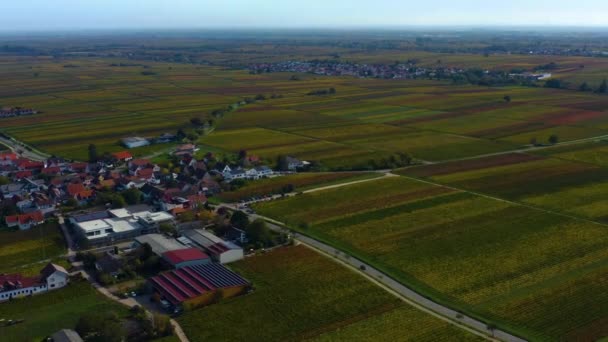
[70,207,174,245]
[181,229,244,264]
[148,263,250,307]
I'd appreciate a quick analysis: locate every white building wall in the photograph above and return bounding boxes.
[0,285,48,302]
[218,248,244,264]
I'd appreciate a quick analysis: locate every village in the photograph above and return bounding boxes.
[0,142,304,328]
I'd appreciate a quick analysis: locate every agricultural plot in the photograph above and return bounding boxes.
[0,221,66,275]
[217,172,381,202]
[0,279,128,341]
[3,56,608,167]
[254,176,608,341]
[178,245,481,342]
[402,149,608,222]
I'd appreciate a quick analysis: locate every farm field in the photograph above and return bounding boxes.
[0,221,66,275]
[0,279,128,341]
[400,148,608,222]
[178,245,481,342]
[217,172,381,202]
[254,176,608,341]
[3,56,608,168]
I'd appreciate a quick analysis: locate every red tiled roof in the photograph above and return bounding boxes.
[187,194,207,205]
[0,274,42,292]
[97,179,116,189]
[41,167,61,174]
[15,170,32,179]
[163,248,209,265]
[137,168,154,179]
[67,183,86,196]
[130,159,150,167]
[77,190,94,199]
[112,151,133,160]
[70,162,87,170]
[0,152,17,161]
[6,211,44,225]
[170,207,188,216]
[19,161,44,170]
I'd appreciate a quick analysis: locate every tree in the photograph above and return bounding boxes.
[598,79,608,94]
[121,188,142,205]
[246,219,272,246]
[548,134,559,145]
[190,117,203,126]
[88,144,98,163]
[176,128,186,140]
[238,149,248,160]
[276,155,289,171]
[503,95,511,103]
[0,176,9,185]
[76,311,125,342]
[230,210,249,229]
[530,137,538,146]
[328,87,336,94]
[178,211,195,223]
[579,82,592,92]
[111,195,126,209]
[544,78,562,89]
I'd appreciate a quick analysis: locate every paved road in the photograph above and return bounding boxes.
[242,212,526,342]
[0,135,50,162]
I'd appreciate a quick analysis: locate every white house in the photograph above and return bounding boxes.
[0,263,68,302]
[122,137,150,149]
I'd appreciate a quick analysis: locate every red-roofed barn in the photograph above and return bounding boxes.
[162,248,210,269]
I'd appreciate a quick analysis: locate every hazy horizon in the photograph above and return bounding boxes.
[3,0,608,32]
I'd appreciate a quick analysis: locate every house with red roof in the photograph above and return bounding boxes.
[41,166,61,176]
[187,193,207,209]
[5,211,44,230]
[162,248,210,269]
[66,183,86,197]
[0,263,69,302]
[17,160,45,172]
[69,162,88,173]
[112,151,133,162]
[14,170,33,179]
[0,152,17,166]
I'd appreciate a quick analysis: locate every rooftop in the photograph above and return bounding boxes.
[163,248,209,265]
[148,263,249,305]
[134,234,184,255]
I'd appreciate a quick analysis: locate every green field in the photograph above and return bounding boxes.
[0,222,66,275]
[254,176,608,340]
[0,279,128,341]
[178,245,481,342]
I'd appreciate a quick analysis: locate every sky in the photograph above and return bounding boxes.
[3,0,608,31]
